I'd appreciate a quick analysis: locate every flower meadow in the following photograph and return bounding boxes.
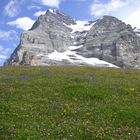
[0,66,140,139]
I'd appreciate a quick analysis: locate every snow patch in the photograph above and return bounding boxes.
[134,28,140,32]
[64,21,95,33]
[47,48,119,68]
[68,45,83,50]
[48,9,56,14]
[134,28,140,36]
[74,54,119,68]
[48,50,74,62]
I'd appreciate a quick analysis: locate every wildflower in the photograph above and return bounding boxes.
[129,88,135,91]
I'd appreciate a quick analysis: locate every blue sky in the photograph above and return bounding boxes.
[0,0,140,65]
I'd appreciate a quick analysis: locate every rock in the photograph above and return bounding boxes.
[78,16,140,68]
[5,10,75,66]
[4,11,140,68]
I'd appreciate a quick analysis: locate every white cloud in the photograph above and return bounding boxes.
[34,10,46,17]
[0,30,18,41]
[90,0,140,28]
[0,55,7,60]
[4,0,62,19]
[27,5,41,10]
[41,0,61,8]
[90,0,127,17]
[0,45,11,62]
[4,0,20,17]
[124,7,140,28]
[7,17,35,30]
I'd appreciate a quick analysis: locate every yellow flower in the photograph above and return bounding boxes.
[85,112,91,116]
[129,88,135,91]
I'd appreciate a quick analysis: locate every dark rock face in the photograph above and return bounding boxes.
[4,10,140,68]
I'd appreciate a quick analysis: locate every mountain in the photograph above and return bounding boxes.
[4,9,140,68]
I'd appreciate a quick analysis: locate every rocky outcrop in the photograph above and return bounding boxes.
[5,10,75,66]
[4,10,140,68]
[78,16,140,67]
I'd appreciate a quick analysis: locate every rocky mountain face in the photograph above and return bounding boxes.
[4,9,140,68]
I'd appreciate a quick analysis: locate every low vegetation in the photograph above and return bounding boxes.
[0,66,140,139]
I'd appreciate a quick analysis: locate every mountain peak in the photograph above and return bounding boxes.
[31,9,75,30]
[48,9,57,14]
[100,15,122,24]
[103,15,119,19]
[4,10,140,68]
[47,9,65,15]
[46,9,70,18]
[91,15,131,30]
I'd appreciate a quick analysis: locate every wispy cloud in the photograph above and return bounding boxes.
[0,45,11,62]
[27,5,41,10]
[34,11,46,17]
[7,17,35,30]
[41,0,62,8]
[90,0,127,17]
[4,0,20,17]
[0,55,7,61]
[124,6,140,28]
[0,30,18,41]
[90,0,140,28]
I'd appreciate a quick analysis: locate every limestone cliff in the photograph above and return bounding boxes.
[4,10,140,68]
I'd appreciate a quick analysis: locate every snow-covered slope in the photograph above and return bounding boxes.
[64,21,95,33]
[48,46,119,68]
[60,20,118,68]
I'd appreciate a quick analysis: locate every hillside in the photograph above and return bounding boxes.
[0,66,140,139]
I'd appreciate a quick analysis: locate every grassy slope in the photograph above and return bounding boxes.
[0,66,140,140]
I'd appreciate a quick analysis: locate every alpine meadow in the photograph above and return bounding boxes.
[0,66,140,139]
[1,0,140,139]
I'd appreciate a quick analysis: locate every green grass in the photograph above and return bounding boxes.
[0,66,140,140]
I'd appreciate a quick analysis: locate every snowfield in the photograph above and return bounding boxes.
[68,21,95,33]
[64,21,95,33]
[48,18,118,68]
[48,47,119,68]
